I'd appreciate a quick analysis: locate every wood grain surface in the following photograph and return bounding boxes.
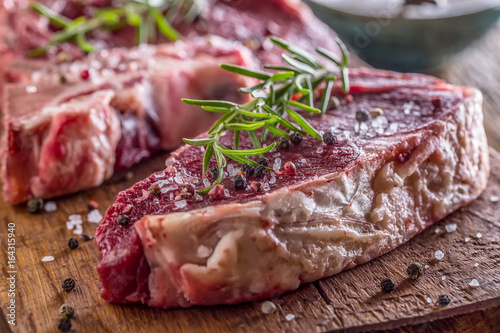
[1,19,500,333]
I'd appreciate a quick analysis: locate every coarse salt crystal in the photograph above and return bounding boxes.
[87,209,102,224]
[424,265,429,269]
[175,200,187,209]
[69,214,82,221]
[476,232,482,239]
[224,189,230,197]
[272,153,281,158]
[474,263,479,267]
[426,297,432,304]
[434,250,445,260]
[169,193,174,201]
[490,195,499,203]
[269,176,277,185]
[193,194,203,202]
[73,224,83,235]
[227,164,237,177]
[435,227,441,234]
[442,276,446,280]
[44,201,57,212]
[273,158,281,171]
[41,256,54,262]
[261,301,277,314]
[445,224,457,233]
[316,147,324,154]
[285,314,295,321]
[66,221,74,230]
[469,279,480,287]
[203,178,210,187]
[263,183,271,191]
[174,176,184,184]
[465,237,471,242]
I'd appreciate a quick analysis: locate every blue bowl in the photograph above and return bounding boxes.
[304,0,500,72]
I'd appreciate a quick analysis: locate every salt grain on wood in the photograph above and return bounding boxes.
[465,237,471,242]
[87,209,102,224]
[445,223,457,233]
[476,232,483,239]
[434,250,445,260]
[285,314,295,321]
[42,256,54,262]
[44,201,57,212]
[469,279,480,287]
[490,195,499,203]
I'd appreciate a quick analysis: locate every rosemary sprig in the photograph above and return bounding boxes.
[182,37,350,193]
[28,0,202,57]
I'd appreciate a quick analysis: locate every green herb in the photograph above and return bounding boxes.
[28,0,202,57]
[182,37,350,193]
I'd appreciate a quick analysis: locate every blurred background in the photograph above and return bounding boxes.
[304,0,500,151]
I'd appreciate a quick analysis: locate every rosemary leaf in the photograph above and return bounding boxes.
[286,107,322,140]
[202,144,214,174]
[183,138,214,146]
[220,64,271,80]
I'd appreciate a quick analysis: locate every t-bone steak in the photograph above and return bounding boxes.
[1,39,253,204]
[0,0,341,203]
[95,68,490,308]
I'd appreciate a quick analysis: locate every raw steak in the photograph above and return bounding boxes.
[95,68,490,308]
[1,39,253,204]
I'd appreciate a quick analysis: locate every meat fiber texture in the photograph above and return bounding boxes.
[96,68,490,308]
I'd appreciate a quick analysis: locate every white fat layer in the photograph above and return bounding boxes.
[135,88,489,308]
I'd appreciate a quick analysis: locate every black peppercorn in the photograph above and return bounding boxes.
[381,278,395,292]
[81,234,93,241]
[67,238,79,250]
[255,165,267,178]
[232,174,246,190]
[437,294,451,306]
[328,96,340,110]
[241,163,255,178]
[148,184,161,197]
[62,278,76,292]
[27,198,44,214]
[180,184,195,199]
[277,136,290,150]
[59,304,74,318]
[290,132,303,145]
[118,215,130,226]
[58,318,72,332]
[356,109,370,122]
[407,262,423,280]
[206,166,219,181]
[323,132,337,145]
[257,157,269,167]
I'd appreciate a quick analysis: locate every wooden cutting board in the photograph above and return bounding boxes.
[0,149,499,333]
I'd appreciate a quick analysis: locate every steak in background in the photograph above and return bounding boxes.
[1,38,254,204]
[0,0,341,203]
[96,68,489,308]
